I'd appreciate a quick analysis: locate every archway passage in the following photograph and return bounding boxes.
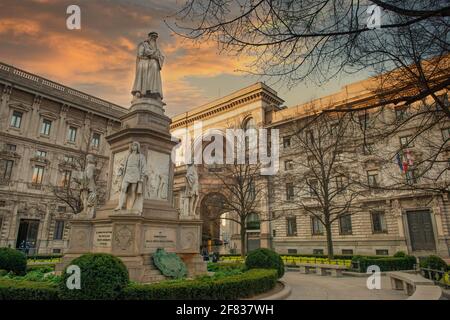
[200,193,227,250]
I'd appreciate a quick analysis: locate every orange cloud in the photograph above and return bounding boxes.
[0,18,41,36]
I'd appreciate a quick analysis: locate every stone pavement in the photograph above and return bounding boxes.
[282,272,408,300]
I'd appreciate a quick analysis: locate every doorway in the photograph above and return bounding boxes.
[16,219,40,255]
[406,210,436,251]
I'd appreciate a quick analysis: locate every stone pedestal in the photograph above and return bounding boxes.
[58,99,206,282]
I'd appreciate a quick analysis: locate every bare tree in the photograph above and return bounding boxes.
[205,162,270,256]
[168,0,449,109]
[273,111,366,258]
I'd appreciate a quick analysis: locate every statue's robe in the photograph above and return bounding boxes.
[131,40,164,99]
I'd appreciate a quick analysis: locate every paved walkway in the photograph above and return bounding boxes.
[282,272,408,300]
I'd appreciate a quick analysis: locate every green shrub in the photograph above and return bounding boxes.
[393,251,407,258]
[0,279,59,300]
[0,269,7,277]
[352,255,416,272]
[245,248,284,278]
[0,248,27,275]
[121,269,277,300]
[59,253,129,300]
[420,255,448,271]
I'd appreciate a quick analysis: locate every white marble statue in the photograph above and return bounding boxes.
[114,141,148,213]
[185,164,199,216]
[131,31,164,100]
[79,154,97,218]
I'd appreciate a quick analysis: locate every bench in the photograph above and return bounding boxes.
[297,263,347,277]
[387,272,435,296]
[407,285,443,300]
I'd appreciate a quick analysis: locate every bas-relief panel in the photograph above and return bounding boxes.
[109,150,128,200]
[145,150,169,201]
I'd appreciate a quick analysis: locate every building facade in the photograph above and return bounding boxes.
[1,61,449,258]
[0,62,125,255]
[170,79,450,258]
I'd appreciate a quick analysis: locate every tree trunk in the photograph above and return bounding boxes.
[325,224,334,259]
[240,224,246,257]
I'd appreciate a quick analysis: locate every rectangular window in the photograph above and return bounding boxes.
[286,183,294,201]
[52,248,62,254]
[1,159,14,181]
[36,150,47,158]
[330,123,339,136]
[272,229,276,237]
[6,144,16,152]
[363,143,374,155]
[400,135,414,148]
[0,216,2,231]
[358,113,371,128]
[376,249,389,256]
[311,216,324,235]
[309,179,318,197]
[336,175,345,191]
[283,136,291,148]
[10,111,23,128]
[339,214,352,235]
[313,249,324,255]
[406,169,418,185]
[284,160,293,170]
[91,133,101,148]
[342,249,354,255]
[67,126,77,143]
[32,166,44,185]
[53,220,65,240]
[64,155,74,163]
[442,128,450,142]
[61,170,71,187]
[287,249,298,254]
[395,108,407,121]
[57,206,66,213]
[40,119,52,136]
[371,211,387,233]
[286,217,297,236]
[306,130,315,145]
[367,170,379,188]
[334,150,344,162]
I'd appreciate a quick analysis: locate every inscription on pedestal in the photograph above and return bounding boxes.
[144,227,176,250]
[94,227,113,248]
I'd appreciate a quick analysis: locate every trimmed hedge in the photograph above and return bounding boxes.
[0,248,27,275]
[121,269,277,300]
[352,255,416,272]
[0,279,59,300]
[207,262,244,272]
[419,255,448,271]
[246,248,284,278]
[59,253,129,300]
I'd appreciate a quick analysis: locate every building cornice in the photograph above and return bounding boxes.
[170,82,284,129]
[0,62,127,121]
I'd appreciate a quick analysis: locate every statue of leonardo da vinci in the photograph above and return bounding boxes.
[131,31,164,100]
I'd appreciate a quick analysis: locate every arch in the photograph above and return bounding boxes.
[200,192,228,246]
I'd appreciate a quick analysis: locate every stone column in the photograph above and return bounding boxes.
[29,95,42,138]
[0,85,12,130]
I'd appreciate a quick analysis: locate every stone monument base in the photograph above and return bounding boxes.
[56,210,207,283]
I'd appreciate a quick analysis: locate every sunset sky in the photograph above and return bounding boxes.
[0,0,367,116]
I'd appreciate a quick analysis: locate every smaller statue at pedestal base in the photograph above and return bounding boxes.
[113,141,148,214]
